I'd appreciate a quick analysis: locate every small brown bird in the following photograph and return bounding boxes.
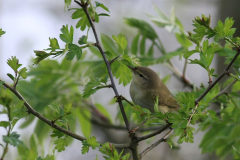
[128,66,180,113]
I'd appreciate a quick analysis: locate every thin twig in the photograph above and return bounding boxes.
[76,1,131,131]
[137,123,172,142]
[139,129,174,158]
[109,55,121,65]
[211,79,237,101]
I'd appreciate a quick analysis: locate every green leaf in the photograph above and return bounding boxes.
[3,132,23,147]
[18,67,28,79]
[49,38,60,51]
[77,109,91,138]
[54,136,70,152]
[0,28,6,37]
[184,50,198,59]
[78,35,87,45]
[71,9,85,19]
[125,18,158,41]
[162,74,171,84]
[112,61,132,86]
[95,103,112,123]
[7,73,15,81]
[83,78,106,98]
[60,25,74,44]
[112,34,128,51]
[98,13,110,17]
[7,56,22,72]
[95,1,110,12]
[131,34,140,55]
[101,34,119,56]
[66,44,82,61]
[189,59,207,70]
[147,43,154,56]
[0,121,9,128]
[175,32,192,48]
[140,36,146,55]
[37,155,55,160]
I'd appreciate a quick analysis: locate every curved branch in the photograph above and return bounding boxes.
[0,80,130,149]
[75,1,131,131]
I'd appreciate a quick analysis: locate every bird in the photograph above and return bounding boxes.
[127,66,180,113]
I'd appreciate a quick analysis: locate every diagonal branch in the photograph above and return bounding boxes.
[139,129,174,158]
[75,1,131,131]
[195,49,240,104]
[137,123,172,142]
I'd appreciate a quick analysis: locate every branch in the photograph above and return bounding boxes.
[0,80,130,149]
[137,123,172,142]
[75,1,131,131]
[195,49,240,104]
[139,129,174,158]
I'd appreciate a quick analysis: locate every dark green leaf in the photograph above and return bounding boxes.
[0,121,9,128]
[147,43,154,56]
[98,13,110,17]
[125,18,158,41]
[3,132,23,147]
[95,1,110,12]
[131,34,140,55]
[66,44,82,61]
[7,73,15,81]
[140,36,146,56]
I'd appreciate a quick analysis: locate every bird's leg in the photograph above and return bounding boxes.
[129,118,148,136]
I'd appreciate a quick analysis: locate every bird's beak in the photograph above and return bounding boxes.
[127,65,136,72]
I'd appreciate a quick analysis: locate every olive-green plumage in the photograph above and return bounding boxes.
[128,66,180,113]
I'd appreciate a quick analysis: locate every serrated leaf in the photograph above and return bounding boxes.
[54,136,70,152]
[66,44,82,61]
[3,132,23,147]
[18,67,28,79]
[7,56,22,72]
[49,38,60,51]
[78,35,87,45]
[60,25,74,44]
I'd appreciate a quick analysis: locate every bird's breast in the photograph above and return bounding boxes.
[130,82,155,112]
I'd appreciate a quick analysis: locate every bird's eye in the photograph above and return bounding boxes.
[139,73,144,77]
